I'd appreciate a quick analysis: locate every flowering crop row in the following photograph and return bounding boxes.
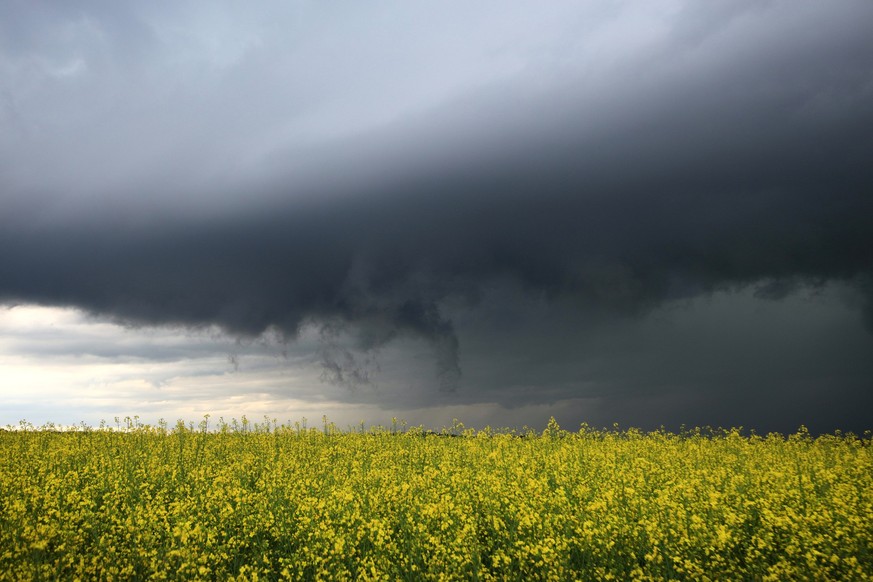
[1,419,871,580]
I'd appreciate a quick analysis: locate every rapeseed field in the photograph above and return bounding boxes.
[1,417,871,581]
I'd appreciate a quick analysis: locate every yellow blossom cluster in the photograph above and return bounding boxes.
[0,419,871,580]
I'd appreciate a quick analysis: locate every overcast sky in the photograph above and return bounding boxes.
[2,1,872,433]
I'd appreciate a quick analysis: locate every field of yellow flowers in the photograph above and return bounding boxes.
[1,417,871,581]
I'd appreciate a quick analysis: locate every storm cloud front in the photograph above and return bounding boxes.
[1,1,872,432]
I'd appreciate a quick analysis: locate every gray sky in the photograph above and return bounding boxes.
[1,1,872,433]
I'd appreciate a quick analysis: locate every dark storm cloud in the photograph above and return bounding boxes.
[1,2,872,416]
